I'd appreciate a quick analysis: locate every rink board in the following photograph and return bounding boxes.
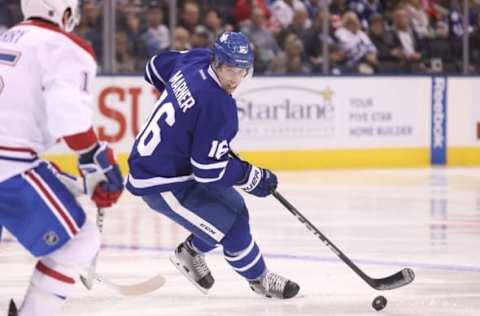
[43,76,480,172]
[447,78,480,166]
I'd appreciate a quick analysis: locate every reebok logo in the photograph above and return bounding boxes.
[431,77,447,165]
[432,78,446,149]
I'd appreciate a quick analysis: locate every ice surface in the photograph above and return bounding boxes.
[1,168,479,315]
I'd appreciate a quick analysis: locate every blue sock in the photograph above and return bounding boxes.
[224,238,266,280]
[222,213,266,280]
[190,235,216,253]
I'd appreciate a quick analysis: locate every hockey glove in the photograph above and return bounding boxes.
[237,165,278,197]
[49,162,90,197]
[79,142,124,208]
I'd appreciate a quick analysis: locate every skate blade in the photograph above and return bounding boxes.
[80,274,94,290]
[169,255,209,295]
[8,299,18,316]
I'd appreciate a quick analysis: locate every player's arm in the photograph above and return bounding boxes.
[40,38,123,207]
[144,50,183,91]
[192,137,277,197]
[190,98,277,197]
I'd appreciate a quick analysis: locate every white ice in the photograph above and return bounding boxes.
[1,168,480,315]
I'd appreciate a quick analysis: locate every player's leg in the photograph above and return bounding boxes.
[176,186,300,299]
[142,183,244,293]
[220,204,300,299]
[0,162,100,315]
[143,184,299,298]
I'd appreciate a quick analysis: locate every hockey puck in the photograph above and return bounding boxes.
[372,295,387,311]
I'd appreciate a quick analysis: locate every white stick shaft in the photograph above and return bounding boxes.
[82,208,105,289]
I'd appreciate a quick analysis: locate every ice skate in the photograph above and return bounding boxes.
[8,299,18,316]
[169,236,214,294]
[249,270,300,299]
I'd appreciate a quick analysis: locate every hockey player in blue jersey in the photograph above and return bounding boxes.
[126,32,300,299]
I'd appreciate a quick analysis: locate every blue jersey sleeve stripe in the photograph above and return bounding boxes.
[194,168,226,183]
[192,167,225,182]
[150,56,167,86]
[190,158,228,170]
[127,174,195,189]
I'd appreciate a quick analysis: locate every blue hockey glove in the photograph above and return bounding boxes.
[79,142,124,208]
[237,165,278,197]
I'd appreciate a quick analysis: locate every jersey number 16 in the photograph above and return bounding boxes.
[136,90,175,156]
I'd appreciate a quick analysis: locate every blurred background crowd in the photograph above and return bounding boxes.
[1,0,480,75]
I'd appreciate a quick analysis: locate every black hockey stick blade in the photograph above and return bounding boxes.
[369,267,415,290]
[271,190,415,291]
[8,299,18,316]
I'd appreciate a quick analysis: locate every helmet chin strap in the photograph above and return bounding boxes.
[62,7,78,32]
[211,60,221,73]
[63,17,74,32]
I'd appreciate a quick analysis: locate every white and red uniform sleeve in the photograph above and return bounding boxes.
[0,21,98,181]
[36,23,97,141]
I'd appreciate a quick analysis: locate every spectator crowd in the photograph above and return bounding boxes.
[1,0,480,74]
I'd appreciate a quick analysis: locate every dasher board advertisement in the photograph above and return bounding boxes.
[233,77,431,150]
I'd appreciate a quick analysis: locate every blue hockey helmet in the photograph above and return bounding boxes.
[213,32,254,70]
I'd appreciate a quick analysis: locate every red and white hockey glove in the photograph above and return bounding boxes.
[78,142,124,208]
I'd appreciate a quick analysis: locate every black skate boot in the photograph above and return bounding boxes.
[8,300,18,316]
[249,270,300,299]
[169,235,214,294]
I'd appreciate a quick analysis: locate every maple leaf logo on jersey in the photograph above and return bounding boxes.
[220,33,229,42]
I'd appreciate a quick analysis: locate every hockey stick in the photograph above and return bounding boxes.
[85,271,166,296]
[228,150,414,290]
[53,168,166,295]
[78,208,167,296]
[80,208,105,290]
[272,190,415,290]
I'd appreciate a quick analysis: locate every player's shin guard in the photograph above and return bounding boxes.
[19,221,100,316]
[222,212,266,281]
[190,235,216,253]
[222,213,299,299]
[19,282,67,316]
[224,239,266,281]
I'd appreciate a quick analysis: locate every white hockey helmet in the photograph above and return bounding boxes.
[21,0,81,32]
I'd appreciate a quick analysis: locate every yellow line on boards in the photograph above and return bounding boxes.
[43,148,430,174]
[448,147,480,166]
[238,148,430,170]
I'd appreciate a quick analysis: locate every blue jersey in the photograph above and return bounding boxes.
[126,49,249,195]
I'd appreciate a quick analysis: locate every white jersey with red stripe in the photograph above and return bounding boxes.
[0,19,97,182]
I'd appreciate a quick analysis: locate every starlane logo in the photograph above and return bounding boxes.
[236,86,335,121]
[431,77,447,165]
